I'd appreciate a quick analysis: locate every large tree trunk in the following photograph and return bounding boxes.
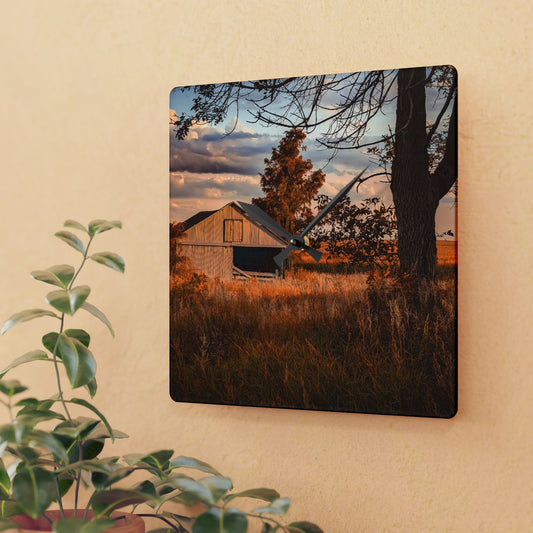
[391,67,439,280]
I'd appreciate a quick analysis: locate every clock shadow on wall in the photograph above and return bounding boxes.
[169,65,458,418]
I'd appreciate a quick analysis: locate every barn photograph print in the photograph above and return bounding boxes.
[169,65,458,418]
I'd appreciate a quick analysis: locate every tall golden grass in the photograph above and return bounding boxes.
[169,260,457,417]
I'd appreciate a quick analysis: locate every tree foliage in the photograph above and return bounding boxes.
[169,221,187,275]
[169,222,208,297]
[311,195,397,272]
[252,128,325,234]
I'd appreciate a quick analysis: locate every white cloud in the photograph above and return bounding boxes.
[225,117,255,135]
[205,187,223,198]
[170,172,185,187]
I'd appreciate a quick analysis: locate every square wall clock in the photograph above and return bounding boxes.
[169,65,457,418]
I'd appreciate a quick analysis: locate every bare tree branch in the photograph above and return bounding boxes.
[431,95,458,201]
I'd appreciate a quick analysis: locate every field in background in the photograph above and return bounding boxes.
[437,240,457,265]
[169,247,457,417]
[292,240,456,272]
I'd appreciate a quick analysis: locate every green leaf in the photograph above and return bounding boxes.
[124,450,173,471]
[57,334,96,388]
[170,456,222,476]
[54,417,100,440]
[171,478,213,504]
[42,329,90,357]
[0,519,19,531]
[200,476,233,503]
[0,379,27,397]
[63,219,89,234]
[17,447,40,464]
[46,286,91,316]
[12,466,56,518]
[88,220,122,237]
[91,489,157,518]
[42,332,60,354]
[253,497,291,515]
[30,264,75,289]
[0,350,50,379]
[16,408,66,427]
[1,309,59,335]
[55,230,86,255]
[67,398,115,442]
[85,377,98,398]
[89,252,125,274]
[223,487,280,504]
[55,431,105,464]
[28,430,69,464]
[53,517,116,533]
[192,508,247,533]
[86,423,128,441]
[74,418,101,440]
[0,500,23,519]
[57,456,121,473]
[65,329,91,347]
[80,440,105,461]
[53,457,122,482]
[287,522,324,533]
[0,461,10,499]
[56,474,75,497]
[15,397,58,414]
[156,474,196,504]
[80,302,114,337]
[134,480,158,500]
[91,464,134,490]
[0,422,28,444]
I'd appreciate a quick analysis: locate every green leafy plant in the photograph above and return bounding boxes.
[0,219,322,533]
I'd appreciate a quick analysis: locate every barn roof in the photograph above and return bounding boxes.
[182,210,216,230]
[234,201,292,241]
[181,201,291,244]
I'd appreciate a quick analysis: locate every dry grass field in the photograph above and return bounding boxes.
[437,240,457,265]
[169,244,457,417]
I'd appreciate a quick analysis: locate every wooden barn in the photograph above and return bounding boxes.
[178,201,291,280]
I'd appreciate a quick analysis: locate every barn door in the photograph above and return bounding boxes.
[224,219,243,242]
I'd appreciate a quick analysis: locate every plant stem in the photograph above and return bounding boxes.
[69,235,94,290]
[135,514,185,532]
[51,314,73,425]
[69,235,95,513]
[82,492,95,520]
[51,234,95,512]
[74,439,83,514]
[54,475,66,518]
[51,234,94,423]
[245,512,290,532]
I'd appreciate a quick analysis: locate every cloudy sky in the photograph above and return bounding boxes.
[169,72,456,236]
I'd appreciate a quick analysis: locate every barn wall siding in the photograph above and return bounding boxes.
[183,204,285,247]
[181,244,233,278]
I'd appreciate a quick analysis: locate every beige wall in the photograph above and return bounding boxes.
[1,1,531,531]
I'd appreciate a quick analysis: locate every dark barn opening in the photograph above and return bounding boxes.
[178,201,291,279]
[233,247,281,273]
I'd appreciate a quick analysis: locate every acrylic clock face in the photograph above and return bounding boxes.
[169,65,457,418]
